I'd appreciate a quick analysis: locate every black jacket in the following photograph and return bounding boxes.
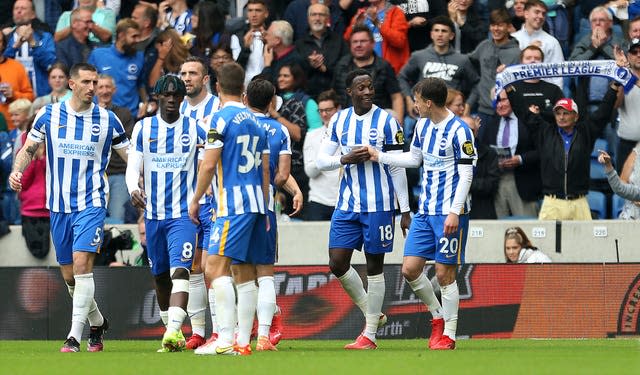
[294,30,348,99]
[332,54,401,109]
[479,115,542,202]
[507,85,618,197]
[470,142,500,219]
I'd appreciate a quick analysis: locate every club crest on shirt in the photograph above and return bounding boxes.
[127,64,139,75]
[462,140,475,156]
[180,134,191,147]
[369,128,378,141]
[91,124,101,136]
[439,137,448,150]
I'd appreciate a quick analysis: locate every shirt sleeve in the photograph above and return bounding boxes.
[205,114,226,150]
[28,106,48,143]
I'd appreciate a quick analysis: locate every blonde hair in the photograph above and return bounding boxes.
[8,98,32,115]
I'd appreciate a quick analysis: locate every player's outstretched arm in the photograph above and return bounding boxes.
[9,138,41,192]
[376,145,422,168]
[282,175,303,217]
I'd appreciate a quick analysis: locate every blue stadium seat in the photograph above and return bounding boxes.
[612,194,626,219]
[590,159,607,180]
[591,138,609,158]
[587,190,607,219]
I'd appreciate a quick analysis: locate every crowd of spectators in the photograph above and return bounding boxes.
[1,0,639,256]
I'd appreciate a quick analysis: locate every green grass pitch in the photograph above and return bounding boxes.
[1,339,638,375]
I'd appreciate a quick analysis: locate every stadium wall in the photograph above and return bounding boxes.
[0,220,638,266]
[1,264,638,340]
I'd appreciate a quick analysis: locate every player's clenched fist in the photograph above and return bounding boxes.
[130,190,147,209]
[188,201,200,225]
[9,171,22,192]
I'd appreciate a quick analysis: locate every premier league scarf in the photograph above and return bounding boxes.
[493,60,637,106]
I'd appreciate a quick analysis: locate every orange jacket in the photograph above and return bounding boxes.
[344,5,410,75]
[0,58,35,130]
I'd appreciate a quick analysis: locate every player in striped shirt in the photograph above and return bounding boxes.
[317,69,411,350]
[190,63,270,356]
[246,78,303,351]
[369,77,477,350]
[179,56,221,350]
[126,75,207,352]
[9,63,129,353]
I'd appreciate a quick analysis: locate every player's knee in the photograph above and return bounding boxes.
[170,267,190,280]
[435,268,455,286]
[328,257,349,277]
[154,271,172,289]
[401,264,421,282]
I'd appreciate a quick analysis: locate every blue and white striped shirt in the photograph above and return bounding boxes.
[412,112,477,215]
[29,102,129,213]
[180,93,220,123]
[326,105,404,213]
[255,113,292,212]
[206,102,269,217]
[131,114,207,220]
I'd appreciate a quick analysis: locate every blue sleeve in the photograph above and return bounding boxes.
[31,32,57,70]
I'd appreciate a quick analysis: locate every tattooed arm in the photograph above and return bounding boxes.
[9,138,41,192]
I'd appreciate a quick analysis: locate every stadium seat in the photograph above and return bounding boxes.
[612,194,626,219]
[591,138,608,158]
[590,159,607,180]
[587,190,607,219]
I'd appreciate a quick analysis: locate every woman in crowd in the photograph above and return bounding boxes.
[446,88,467,117]
[148,28,190,89]
[17,112,49,259]
[32,63,72,114]
[187,1,241,67]
[504,227,552,263]
[599,150,640,202]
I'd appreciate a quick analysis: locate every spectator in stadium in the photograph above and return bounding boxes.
[393,0,447,52]
[511,0,564,89]
[261,20,306,88]
[598,149,640,203]
[343,0,410,74]
[88,18,147,119]
[333,25,404,124]
[187,1,241,68]
[302,89,341,221]
[10,62,129,353]
[147,28,190,89]
[629,15,640,41]
[32,63,72,113]
[132,2,160,54]
[16,111,49,259]
[447,0,486,54]
[317,69,410,350]
[235,0,270,87]
[4,98,33,225]
[446,88,466,117]
[506,82,620,221]
[503,226,551,263]
[615,38,640,172]
[55,7,96,69]
[570,6,623,162]
[398,16,479,119]
[0,33,35,131]
[607,144,640,219]
[479,89,540,219]
[283,0,347,42]
[508,0,526,32]
[3,0,57,97]
[158,0,192,36]
[54,0,116,44]
[275,63,320,216]
[504,45,564,124]
[1,0,52,35]
[369,77,476,350]
[208,43,234,96]
[295,3,349,99]
[467,8,521,127]
[463,114,499,220]
[96,74,134,224]
[127,74,204,352]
